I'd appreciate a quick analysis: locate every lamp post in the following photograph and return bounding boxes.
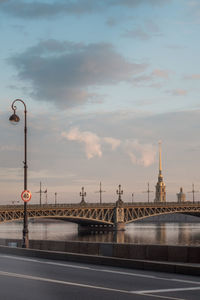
[131,192,134,204]
[9,99,29,248]
[80,187,86,205]
[116,184,123,206]
[95,182,106,204]
[143,182,153,203]
[55,192,57,205]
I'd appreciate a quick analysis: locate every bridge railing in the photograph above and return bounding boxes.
[0,203,116,210]
[0,201,199,211]
[124,201,200,206]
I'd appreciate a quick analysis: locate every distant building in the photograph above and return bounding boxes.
[154,142,166,202]
[177,187,186,203]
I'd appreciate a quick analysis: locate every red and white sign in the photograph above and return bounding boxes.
[21,190,32,202]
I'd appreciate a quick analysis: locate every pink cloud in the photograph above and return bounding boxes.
[62,127,102,159]
[171,89,188,96]
[152,69,170,79]
[184,74,200,80]
[104,137,121,150]
[125,140,156,167]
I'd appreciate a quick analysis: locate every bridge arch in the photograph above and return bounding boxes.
[0,203,199,229]
[124,207,200,224]
[0,205,115,225]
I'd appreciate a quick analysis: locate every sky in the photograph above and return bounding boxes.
[0,0,200,204]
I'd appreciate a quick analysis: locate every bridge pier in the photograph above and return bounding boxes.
[114,222,125,231]
[114,206,125,231]
[114,230,125,243]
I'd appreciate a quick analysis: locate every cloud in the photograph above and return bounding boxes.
[0,167,22,181]
[184,74,200,80]
[0,145,20,151]
[62,127,155,166]
[62,127,102,159]
[10,39,147,108]
[0,0,99,18]
[132,68,170,87]
[0,0,168,19]
[104,137,121,150]
[186,1,200,20]
[123,20,162,41]
[125,139,156,167]
[152,69,170,79]
[124,28,150,40]
[106,17,121,27]
[166,44,186,50]
[170,89,188,96]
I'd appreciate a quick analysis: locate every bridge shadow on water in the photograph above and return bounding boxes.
[68,222,200,245]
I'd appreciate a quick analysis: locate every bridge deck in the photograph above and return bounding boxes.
[0,202,199,228]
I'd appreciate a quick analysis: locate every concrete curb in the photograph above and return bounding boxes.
[0,245,199,276]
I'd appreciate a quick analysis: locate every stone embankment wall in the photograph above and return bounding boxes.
[0,238,199,264]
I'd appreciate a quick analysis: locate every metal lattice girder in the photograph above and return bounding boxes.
[0,203,199,225]
[124,203,200,223]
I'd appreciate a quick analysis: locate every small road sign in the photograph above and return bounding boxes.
[21,190,32,202]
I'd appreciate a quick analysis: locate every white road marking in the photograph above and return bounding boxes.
[1,255,39,263]
[142,294,184,300]
[1,255,92,270]
[135,286,200,294]
[0,270,185,300]
[0,270,131,295]
[1,254,200,286]
[44,261,92,270]
[98,268,200,285]
[170,278,200,285]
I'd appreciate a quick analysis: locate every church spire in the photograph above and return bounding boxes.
[159,140,162,174]
[154,141,166,202]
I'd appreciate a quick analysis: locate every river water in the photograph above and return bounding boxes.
[0,221,200,245]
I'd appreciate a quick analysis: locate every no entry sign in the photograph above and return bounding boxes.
[21,190,32,202]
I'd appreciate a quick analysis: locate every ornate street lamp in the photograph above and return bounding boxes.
[116,184,123,206]
[9,99,29,248]
[80,187,86,205]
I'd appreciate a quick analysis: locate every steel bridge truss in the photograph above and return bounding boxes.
[0,203,200,225]
[0,205,115,225]
[124,204,200,223]
[0,203,199,226]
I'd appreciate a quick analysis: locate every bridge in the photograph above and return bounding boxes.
[0,201,199,231]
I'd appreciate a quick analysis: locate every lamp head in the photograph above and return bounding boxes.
[9,112,20,123]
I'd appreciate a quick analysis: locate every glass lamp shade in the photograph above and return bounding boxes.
[9,113,20,123]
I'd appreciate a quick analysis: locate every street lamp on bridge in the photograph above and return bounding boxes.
[116,184,123,206]
[80,187,86,205]
[55,192,57,205]
[95,182,106,204]
[9,99,29,248]
[143,182,153,203]
[131,192,134,203]
[188,183,199,204]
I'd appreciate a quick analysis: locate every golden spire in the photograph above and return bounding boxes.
[159,140,162,175]
[155,140,166,202]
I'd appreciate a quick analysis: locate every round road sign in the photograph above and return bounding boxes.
[21,190,32,202]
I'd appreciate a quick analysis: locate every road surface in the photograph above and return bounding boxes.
[0,253,199,299]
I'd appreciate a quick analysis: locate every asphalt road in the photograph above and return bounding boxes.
[0,254,199,300]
